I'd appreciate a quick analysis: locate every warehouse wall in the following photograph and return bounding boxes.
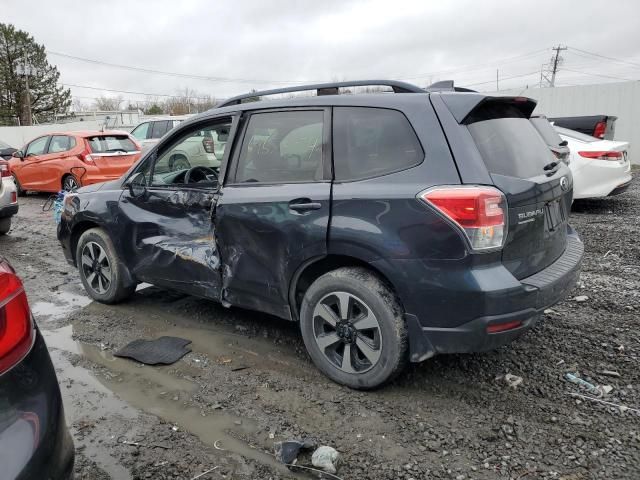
[0,121,102,149]
[492,81,640,164]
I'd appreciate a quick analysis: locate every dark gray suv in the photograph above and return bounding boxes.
[57,80,583,389]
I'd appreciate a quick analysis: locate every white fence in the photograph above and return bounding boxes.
[0,120,107,149]
[491,81,640,164]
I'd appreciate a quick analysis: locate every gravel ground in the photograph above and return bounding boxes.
[0,169,638,480]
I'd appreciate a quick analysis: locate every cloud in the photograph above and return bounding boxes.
[3,0,640,105]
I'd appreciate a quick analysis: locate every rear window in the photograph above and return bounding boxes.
[87,135,137,153]
[530,117,564,148]
[467,104,553,179]
[333,107,423,182]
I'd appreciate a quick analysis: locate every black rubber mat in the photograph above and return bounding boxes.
[114,336,192,365]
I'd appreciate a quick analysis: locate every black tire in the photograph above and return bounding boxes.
[169,154,190,171]
[76,228,136,304]
[12,175,25,196]
[0,217,10,235]
[300,267,408,389]
[63,175,80,192]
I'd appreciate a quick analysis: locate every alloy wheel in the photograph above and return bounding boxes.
[64,176,79,191]
[312,291,383,374]
[81,241,112,294]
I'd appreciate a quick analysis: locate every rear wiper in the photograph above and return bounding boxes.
[543,161,559,171]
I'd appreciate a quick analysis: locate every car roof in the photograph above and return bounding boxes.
[46,130,132,137]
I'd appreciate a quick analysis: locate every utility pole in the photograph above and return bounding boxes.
[496,69,499,91]
[15,62,36,126]
[540,45,566,88]
[550,45,567,87]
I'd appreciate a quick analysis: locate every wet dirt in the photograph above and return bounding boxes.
[1,173,639,479]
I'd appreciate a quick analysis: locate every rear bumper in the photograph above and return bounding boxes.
[0,178,18,217]
[387,229,584,362]
[609,178,632,196]
[0,203,18,218]
[572,158,632,199]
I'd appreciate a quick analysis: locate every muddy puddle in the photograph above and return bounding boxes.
[43,320,300,476]
[31,290,92,321]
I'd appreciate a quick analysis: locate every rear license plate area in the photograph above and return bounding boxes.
[545,200,565,232]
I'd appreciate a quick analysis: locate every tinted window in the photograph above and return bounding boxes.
[467,105,553,178]
[151,120,172,139]
[131,122,150,140]
[234,110,323,183]
[333,107,423,182]
[87,135,137,153]
[49,135,75,153]
[26,136,48,156]
[530,117,564,148]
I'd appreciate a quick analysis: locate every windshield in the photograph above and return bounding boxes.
[87,135,138,153]
[467,105,554,178]
[554,126,599,143]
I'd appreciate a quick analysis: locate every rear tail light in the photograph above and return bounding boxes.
[578,151,622,161]
[0,260,34,375]
[202,137,215,154]
[593,121,607,139]
[10,192,17,203]
[78,140,95,164]
[419,186,507,251]
[0,162,9,178]
[487,320,522,334]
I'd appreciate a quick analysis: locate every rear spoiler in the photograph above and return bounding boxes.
[437,93,537,124]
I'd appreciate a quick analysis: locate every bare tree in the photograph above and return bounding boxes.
[93,95,123,111]
[71,97,89,112]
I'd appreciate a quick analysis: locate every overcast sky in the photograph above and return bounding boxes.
[4,0,640,107]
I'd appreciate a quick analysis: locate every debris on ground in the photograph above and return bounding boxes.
[311,446,340,475]
[566,393,640,415]
[574,295,589,302]
[600,370,621,378]
[503,373,523,388]
[114,336,192,365]
[564,373,613,397]
[274,439,315,465]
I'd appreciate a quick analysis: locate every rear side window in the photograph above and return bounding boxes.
[48,135,76,153]
[530,117,564,148]
[333,107,423,182]
[87,135,137,153]
[151,121,172,139]
[467,104,554,179]
[233,110,324,183]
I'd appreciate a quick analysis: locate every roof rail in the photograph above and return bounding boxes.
[426,80,477,93]
[216,80,425,108]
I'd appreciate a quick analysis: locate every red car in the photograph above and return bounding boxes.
[9,131,141,193]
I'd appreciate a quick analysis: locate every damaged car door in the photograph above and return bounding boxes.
[215,109,331,319]
[117,117,236,299]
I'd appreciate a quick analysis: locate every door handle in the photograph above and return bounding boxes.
[289,200,322,212]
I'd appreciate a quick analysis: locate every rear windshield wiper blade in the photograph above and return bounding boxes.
[543,161,559,171]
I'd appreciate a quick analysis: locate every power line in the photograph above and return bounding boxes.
[462,70,540,88]
[561,68,635,82]
[64,82,212,100]
[568,46,640,70]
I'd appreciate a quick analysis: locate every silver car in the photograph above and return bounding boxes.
[0,160,18,235]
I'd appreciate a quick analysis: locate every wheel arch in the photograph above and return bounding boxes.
[69,220,102,266]
[288,254,402,322]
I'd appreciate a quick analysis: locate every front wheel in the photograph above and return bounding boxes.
[0,217,10,235]
[76,228,135,304]
[12,175,25,196]
[300,267,408,389]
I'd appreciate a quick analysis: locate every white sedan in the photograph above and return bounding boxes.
[555,126,632,199]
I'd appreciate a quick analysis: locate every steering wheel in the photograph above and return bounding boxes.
[184,166,218,184]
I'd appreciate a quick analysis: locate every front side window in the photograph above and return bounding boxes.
[131,122,150,140]
[333,107,423,182]
[149,120,232,187]
[48,135,75,154]
[234,110,324,184]
[26,136,49,156]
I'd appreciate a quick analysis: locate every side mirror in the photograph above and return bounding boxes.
[12,150,24,160]
[125,172,147,198]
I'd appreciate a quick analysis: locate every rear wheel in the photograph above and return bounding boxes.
[76,228,135,304]
[63,175,80,192]
[169,154,190,171]
[0,217,11,235]
[300,267,408,389]
[12,175,25,196]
